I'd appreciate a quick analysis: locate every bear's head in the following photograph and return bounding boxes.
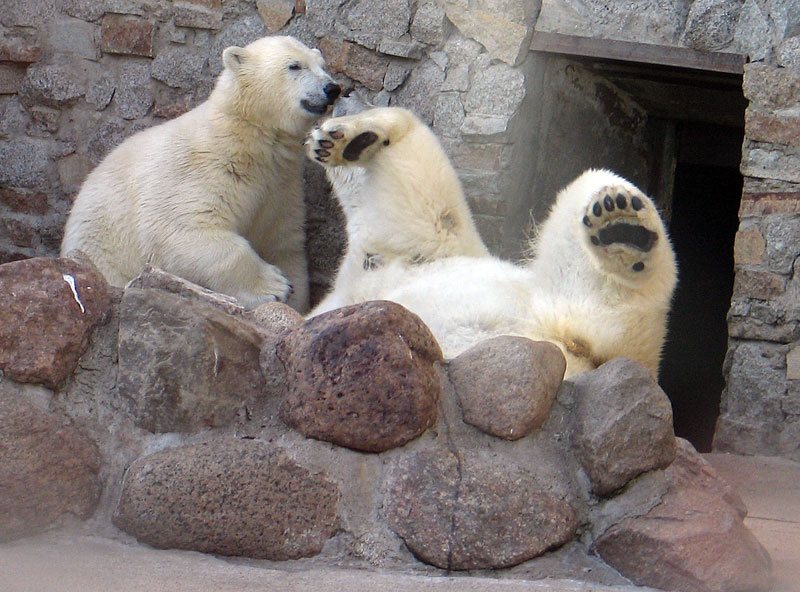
[219,36,341,136]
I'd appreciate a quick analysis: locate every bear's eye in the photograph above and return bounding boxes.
[288,62,302,71]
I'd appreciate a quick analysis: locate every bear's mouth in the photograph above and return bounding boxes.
[301,100,329,115]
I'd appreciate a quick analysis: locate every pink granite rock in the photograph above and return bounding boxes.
[386,449,577,570]
[113,438,340,560]
[449,336,565,440]
[570,357,677,496]
[278,301,442,452]
[0,257,112,389]
[0,391,102,542]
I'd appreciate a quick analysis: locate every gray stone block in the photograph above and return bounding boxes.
[411,1,446,45]
[46,16,101,60]
[151,46,208,90]
[0,139,52,188]
[569,358,677,497]
[344,0,411,40]
[115,62,154,120]
[463,61,525,117]
[117,288,267,433]
[19,62,85,108]
[682,0,743,51]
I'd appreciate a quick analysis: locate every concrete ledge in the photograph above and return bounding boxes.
[705,453,800,592]
[3,452,797,592]
[0,530,658,592]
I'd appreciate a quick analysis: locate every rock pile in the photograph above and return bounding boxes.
[0,255,773,592]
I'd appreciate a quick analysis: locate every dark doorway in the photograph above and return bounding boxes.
[526,35,747,451]
[658,124,743,451]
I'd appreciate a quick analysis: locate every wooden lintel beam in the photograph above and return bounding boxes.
[530,31,746,75]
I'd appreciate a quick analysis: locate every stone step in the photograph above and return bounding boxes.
[0,530,658,592]
[4,452,797,592]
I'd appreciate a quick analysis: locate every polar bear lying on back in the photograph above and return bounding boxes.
[61,36,340,311]
[306,103,677,378]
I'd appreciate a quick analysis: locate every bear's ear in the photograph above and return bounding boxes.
[222,46,246,73]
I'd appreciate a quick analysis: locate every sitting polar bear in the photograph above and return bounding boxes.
[61,36,341,311]
[306,104,677,378]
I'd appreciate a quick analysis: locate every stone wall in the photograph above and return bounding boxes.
[1,0,799,460]
[0,256,773,592]
[715,64,800,462]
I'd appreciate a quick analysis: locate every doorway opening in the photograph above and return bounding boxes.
[660,124,744,451]
[525,34,747,451]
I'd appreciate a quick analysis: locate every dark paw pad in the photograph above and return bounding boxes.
[597,223,658,252]
[343,131,379,161]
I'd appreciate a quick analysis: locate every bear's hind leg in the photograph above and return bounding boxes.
[581,184,667,281]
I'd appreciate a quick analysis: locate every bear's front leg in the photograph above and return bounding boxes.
[305,107,412,167]
[157,230,292,308]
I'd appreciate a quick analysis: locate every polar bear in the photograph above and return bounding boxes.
[61,36,341,311]
[307,96,489,313]
[306,106,677,378]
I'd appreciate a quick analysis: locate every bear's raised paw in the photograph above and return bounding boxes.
[306,117,389,167]
[581,185,662,274]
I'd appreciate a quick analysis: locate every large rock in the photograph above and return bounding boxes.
[0,390,101,542]
[714,341,788,457]
[117,288,266,433]
[0,257,112,389]
[681,0,742,51]
[278,301,442,452]
[449,336,565,440]
[386,449,578,570]
[743,63,800,111]
[595,440,772,592]
[669,438,747,518]
[113,439,340,560]
[569,357,677,496]
[127,264,245,316]
[18,62,85,108]
[442,0,535,65]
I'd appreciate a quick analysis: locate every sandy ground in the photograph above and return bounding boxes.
[706,453,800,592]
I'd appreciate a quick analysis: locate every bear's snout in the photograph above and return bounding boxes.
[324,83,342,105]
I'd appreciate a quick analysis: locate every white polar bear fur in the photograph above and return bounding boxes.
[308,104,489,314]
[308,106,677,378]
[61,36,340,311]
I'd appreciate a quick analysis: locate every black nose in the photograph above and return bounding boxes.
[325,83,341,102]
